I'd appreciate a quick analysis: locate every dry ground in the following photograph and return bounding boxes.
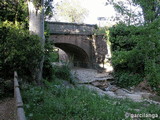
[0,98,15,120]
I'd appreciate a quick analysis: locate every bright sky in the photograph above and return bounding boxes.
[79,0,116,25]
[52,0,116,26]
[52,0,143,26]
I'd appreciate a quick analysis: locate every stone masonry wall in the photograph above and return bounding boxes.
[92,35,108,65]
[48,22,108,68]
[47,22,97,35]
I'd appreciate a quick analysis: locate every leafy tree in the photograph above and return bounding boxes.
[27,0,46,84]
[0,0,28,26]
[27,0,55,84]
[109,20,160,93]
[0,21,43,81]
[44,0,54,19]
[0,0,53,83]
[106,0,144,25]
[55,0,88,23]
[132,0,160,23]
[106,0,160,24]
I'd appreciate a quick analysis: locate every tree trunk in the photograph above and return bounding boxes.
[28,0,45,84]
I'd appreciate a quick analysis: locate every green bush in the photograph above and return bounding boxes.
[109,20,160,92]
[49,52,59,62]
[43,59,54,81]
[0,21,43,80]
[114,71,142,88]
[42,36,59,81]
[53,65,74,84]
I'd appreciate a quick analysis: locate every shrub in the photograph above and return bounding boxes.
[43,59,54,81]
[42,36,59,81]
[0,21,43,81]
[114,71,142,88]
[109,21,160,92]
[53,64,74,84]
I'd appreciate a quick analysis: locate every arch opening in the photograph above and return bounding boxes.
[54,43,90,68]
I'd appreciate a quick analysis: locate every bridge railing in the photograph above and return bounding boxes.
[14,71,26,120]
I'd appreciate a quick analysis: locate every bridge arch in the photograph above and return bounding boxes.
[55,43,90,67]
[48,22,108,68]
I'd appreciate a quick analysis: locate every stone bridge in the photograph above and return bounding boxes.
[47,22,108,68]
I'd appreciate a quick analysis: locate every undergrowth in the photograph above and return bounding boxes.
[22,80,160,120]
[108,20,160,94]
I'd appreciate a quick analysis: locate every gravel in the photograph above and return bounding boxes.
[0,98,16,120]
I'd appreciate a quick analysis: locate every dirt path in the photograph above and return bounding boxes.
[0,98,15,120]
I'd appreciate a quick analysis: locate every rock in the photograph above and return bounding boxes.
[121,88,134,94]
[105,85,119,92]
[134,80,152,92]
[115,89,128,96]
[149,95,160,102]
[71,68,114,83]
[140,92,152,99]
[105,91,116,97]
[80,84,107,96]
[143,99,160,105]
[90,80,109,89]
[95,73,109,78]
[104,85,112,91]
[71,68,160,103]
[61,80,75,89]
[94,76,114,81]
[125,93,142,102]
[79,84,118,98]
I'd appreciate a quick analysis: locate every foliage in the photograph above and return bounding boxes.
[109,21,160,92]
[42,45,59,81]
[0,79,13,99]
[44,0,54,19]
[132,0,160,23]
[52,65,74,84]
[43,48,72,82]
[22,80,160,120]
[94,26,108,35]
[56,0,88,23]
[0,21,43,80]
[106,0,144,25]
[32,0,55,19]
[0,0,28,26]
[42,22,59,81]
[43,22,71,82]
[114,71,142,88]
[107,0,160,24]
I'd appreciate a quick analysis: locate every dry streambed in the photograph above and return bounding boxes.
[71,68,160,104]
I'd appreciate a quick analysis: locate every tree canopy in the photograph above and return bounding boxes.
[106,0,144,25]
[55,0,88,23]
[106,0,160,25]
[132,0,160,23]
[0,0,28,25]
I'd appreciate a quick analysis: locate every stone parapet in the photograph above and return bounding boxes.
[47,22,97,35]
